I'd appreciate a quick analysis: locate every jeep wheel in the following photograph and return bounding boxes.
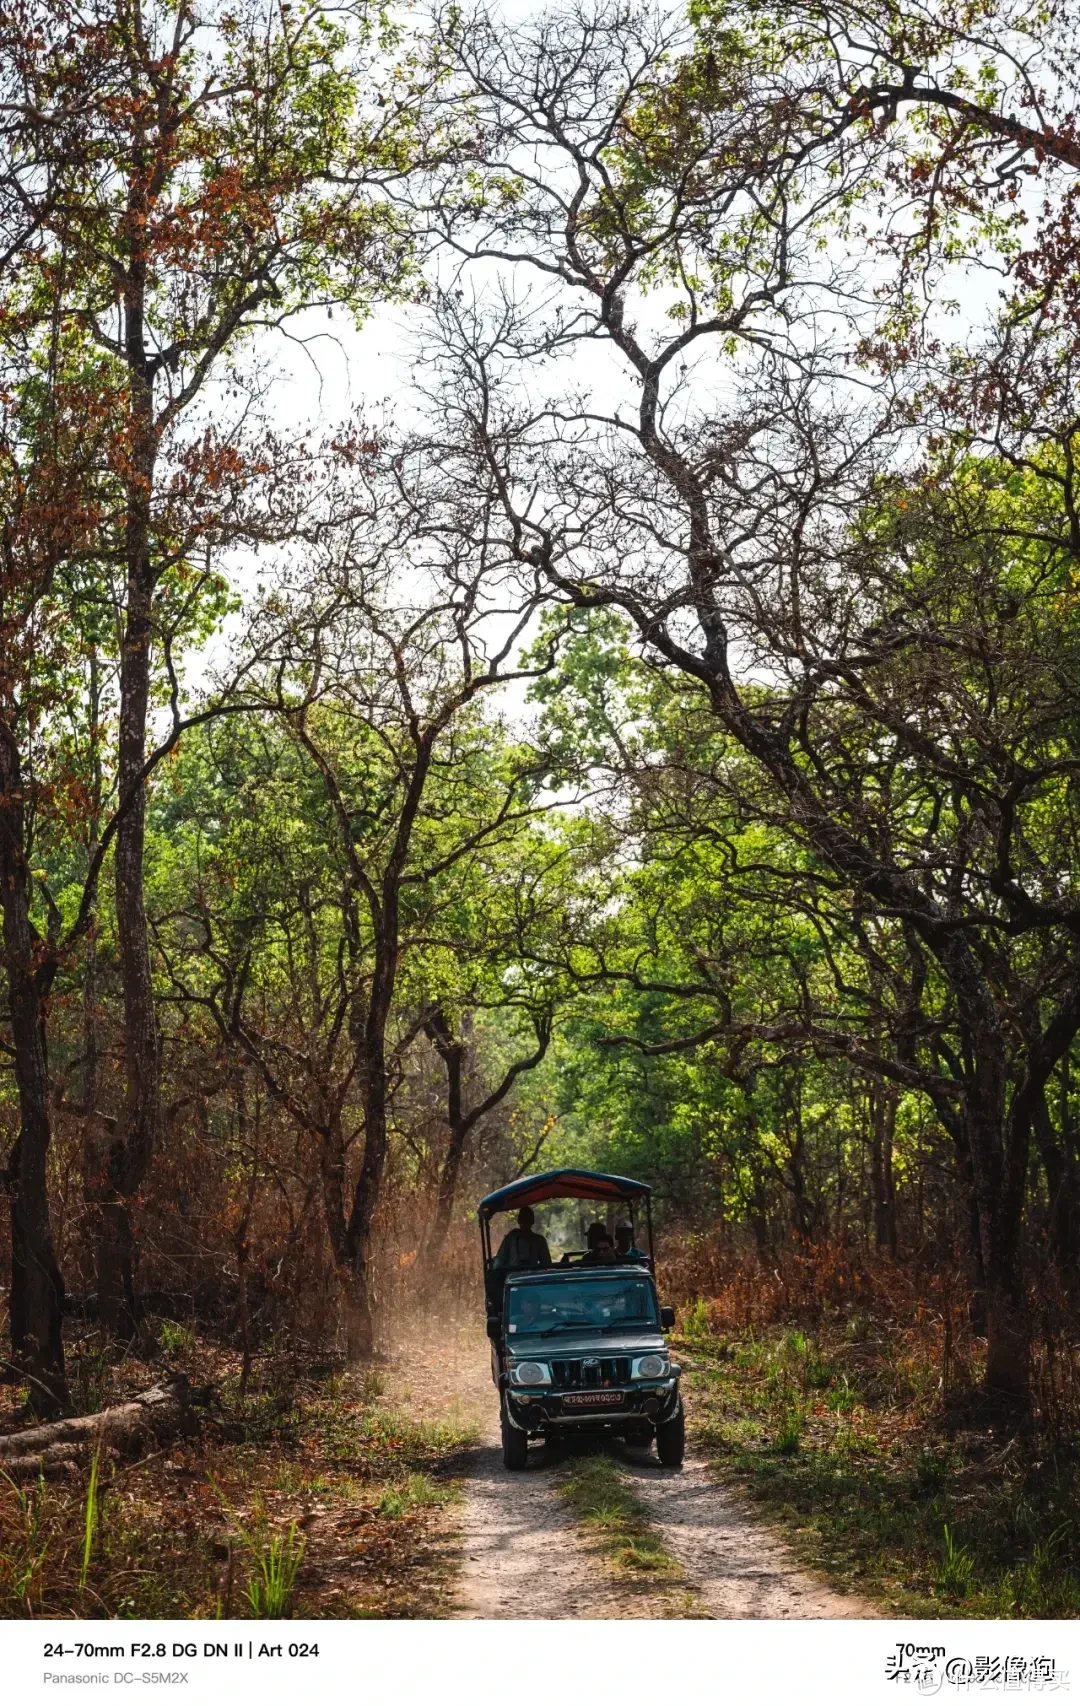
[656,1403,685,1468]
[501,1406,529,1470]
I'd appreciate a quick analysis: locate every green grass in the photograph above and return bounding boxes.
[375,1472,459,1518]
[79,1449,102,1591]
[681,1324,1080,1618]
[159,1322,196,1356]
[242,1522,306,1618]
[557,1451,707,1608]
[0,1462,222,1619]
[936,1524,975,1602]
[773,1405,805,1455]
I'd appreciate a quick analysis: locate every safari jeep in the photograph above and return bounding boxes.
[478,1169,684,1471]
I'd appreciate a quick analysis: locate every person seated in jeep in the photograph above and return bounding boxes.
[580,1221,618,1266]
[492,1205,551,1271]
[508,1288,546,1334]
[614,1223,649,1263]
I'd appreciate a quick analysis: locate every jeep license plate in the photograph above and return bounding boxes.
[563,1390,624,1408]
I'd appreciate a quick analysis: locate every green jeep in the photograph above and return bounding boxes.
[479,1169,684,1471]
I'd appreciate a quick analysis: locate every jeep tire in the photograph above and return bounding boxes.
[501,1404,529,1470]
[656,1402,685,1467]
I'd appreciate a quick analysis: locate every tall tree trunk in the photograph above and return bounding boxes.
[1035,1085,1078,1275]
[787,1088,811,1241]
[964,1049,1028,1404]
[79,650,117,1340]
[971,992,1080,1404]
[344,1049,388,1358]
[978,1216,1029,1403]
[425,1007,553,1267]
[234,1076,258,1395]
[870,1083,899,1255]
[749,1160,771,1264]
[0,735,68,1417]
[342,758,422,1356]
[882,1089,898,1257]
[312,724,444,1357]
[432,1124,469,1262]
[318,1134,362,1354]
[100,288,161,1342]
[426,1008,465,1266]
[1061,1053,1076,1185]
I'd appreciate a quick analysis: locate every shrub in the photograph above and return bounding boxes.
[774,1406,804,1455]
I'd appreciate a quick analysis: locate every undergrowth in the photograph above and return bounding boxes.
[679,1315,1080,1618]
[0,1333,477,1620]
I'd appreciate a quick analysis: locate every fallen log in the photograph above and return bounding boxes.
[0,1376,195,1479]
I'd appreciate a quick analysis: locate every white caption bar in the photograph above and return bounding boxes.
[2,1617,1077,1706]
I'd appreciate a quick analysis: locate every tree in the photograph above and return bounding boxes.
[420,0,1080,1403]
[417,817,594,1262]
[1,0,426,1337]
[0,363,108,1413]
[152,433,576,1350]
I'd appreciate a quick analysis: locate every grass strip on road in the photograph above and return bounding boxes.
[557,1450,709,1615]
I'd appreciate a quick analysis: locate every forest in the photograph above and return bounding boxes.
[3,0,1080,1622]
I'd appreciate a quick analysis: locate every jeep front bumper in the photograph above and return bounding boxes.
[504,1378,681,1434]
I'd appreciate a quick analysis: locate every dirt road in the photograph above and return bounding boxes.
[389,1331,876,1620]
[620,1449,875,1619]
[456,1436,676,1618]
[387,1329,663,1616]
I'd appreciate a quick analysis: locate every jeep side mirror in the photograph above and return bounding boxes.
[486,1315,502,1340]
[660,1305,675,1330]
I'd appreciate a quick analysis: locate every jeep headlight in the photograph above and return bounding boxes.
[511,1360,551,1387]
[633,1354,668,1380]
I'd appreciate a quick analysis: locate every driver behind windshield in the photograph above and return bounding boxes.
[511,1289,545,1333]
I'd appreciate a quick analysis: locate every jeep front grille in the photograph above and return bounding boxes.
[550,1356,631,1390]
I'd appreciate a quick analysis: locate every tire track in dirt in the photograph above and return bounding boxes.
[619,1448,878,1619]
[455,1430,675,1619]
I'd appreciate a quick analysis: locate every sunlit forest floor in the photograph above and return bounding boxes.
[4,1299,1079,1619]
[679,1313,1080,1618]
[0,1324,479,1619]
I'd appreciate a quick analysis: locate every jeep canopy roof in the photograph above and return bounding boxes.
[478,1168,650,1219]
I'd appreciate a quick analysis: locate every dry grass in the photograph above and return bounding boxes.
[0,1329,476,1620]
[662,1233,1080,1439]
[660,1237,1080,1618]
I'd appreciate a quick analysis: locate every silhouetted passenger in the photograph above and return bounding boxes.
[492,1206,552,1270]
[614,1223,648,1263]
[581,1221,617,1265]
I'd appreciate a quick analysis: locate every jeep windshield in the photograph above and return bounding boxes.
[506,1275,659,1336]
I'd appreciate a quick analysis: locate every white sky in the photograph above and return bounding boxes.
[192,0,1044,735]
